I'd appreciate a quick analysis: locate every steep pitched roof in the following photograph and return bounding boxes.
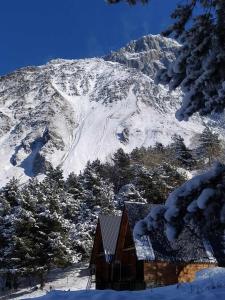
[99,215,121,262]
[124,202,217,264]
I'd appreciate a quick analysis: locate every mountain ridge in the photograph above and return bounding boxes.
[0,34,224,186]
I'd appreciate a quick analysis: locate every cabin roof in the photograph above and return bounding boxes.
[124,202,217,264]
[99,215,121,262]
[207,231,225,265]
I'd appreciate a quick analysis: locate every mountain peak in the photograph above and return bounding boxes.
[105,34,180,77]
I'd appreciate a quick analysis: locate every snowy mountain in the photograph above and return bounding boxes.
[0,34,225,185]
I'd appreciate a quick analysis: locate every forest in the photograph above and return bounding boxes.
[0,126,223,290]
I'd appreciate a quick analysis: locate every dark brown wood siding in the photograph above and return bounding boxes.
[114,209,145,289]
[90,221,112,289]
[144,261,217,287]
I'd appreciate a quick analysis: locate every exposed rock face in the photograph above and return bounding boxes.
[0,35,224,185]
[105,34,180,77]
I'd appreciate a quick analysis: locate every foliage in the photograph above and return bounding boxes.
[1,133,222,289]
[198,126,222,166]
[163,162,225,240]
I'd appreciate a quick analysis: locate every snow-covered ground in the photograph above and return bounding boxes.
[20,267,225,300]
[3,267,225,300]
[0,264,89,300]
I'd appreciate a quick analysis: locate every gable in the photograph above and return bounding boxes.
[99,215,121,263]
[90,221,104,265]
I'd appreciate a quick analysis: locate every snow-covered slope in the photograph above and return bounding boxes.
[23,267,225,300]
[4,267,225,299]
[0,35,225,185]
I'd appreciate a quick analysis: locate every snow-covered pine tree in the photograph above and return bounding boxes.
[132,163,186,204]
[115,183,146,209]
[111,148,132,192]
[134,162,225,245]
[65,172,81,195]
[80,161,115,213]
[163,162,225,240]
[64,172,85,222]
[45,165,64,189]
[198,126,222,166]
[159,0,225,120]
[31,177,72,287]
[0,178,37,289]
[137,163,225,242]
[170,134,195,169]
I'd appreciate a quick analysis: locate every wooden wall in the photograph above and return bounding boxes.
[144,261,181,287]
[114,209,145,289]
[144,261,217,287]
[90,221,112,289]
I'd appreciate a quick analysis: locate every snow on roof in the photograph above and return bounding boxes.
[99,215,121,263]
[135,235,155,261]
[125,202,217,263]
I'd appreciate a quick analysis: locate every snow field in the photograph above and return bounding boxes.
[24,268,225,300]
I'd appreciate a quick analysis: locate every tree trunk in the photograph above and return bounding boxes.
[40,273,45,289]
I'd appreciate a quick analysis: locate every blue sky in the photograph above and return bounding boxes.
[0,0,178,76]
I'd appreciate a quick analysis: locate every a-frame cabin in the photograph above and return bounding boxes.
[90,202,218,290]
[115,202,217,289]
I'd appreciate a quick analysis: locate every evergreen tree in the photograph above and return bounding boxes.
[116,183,146,209]
[30,177,72,287]
[198,126,222,166]
[80,162,115,213]
[163,163,225,240]
[133,163,186,204]
[138,163,225,241]
[160,0,225,120]
[0,179,36,289]
[170,134,196,169]
[45,165,64,189]
[111,148,132,192]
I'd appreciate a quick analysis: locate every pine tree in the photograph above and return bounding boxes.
[164,163,225,240]
[80,162,115,213]
[116,183,146,209]
[0,178,36,289]
[198,126,222,166]
[30,178,72,287]
[45,165,64,189]
[170,134,196,169]
[112,148,132,192]
[139,163,225,241]
[132,163,186,204]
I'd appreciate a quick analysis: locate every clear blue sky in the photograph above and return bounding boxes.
[0,0,178,76]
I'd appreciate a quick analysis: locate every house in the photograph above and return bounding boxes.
[90,202,218,290]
